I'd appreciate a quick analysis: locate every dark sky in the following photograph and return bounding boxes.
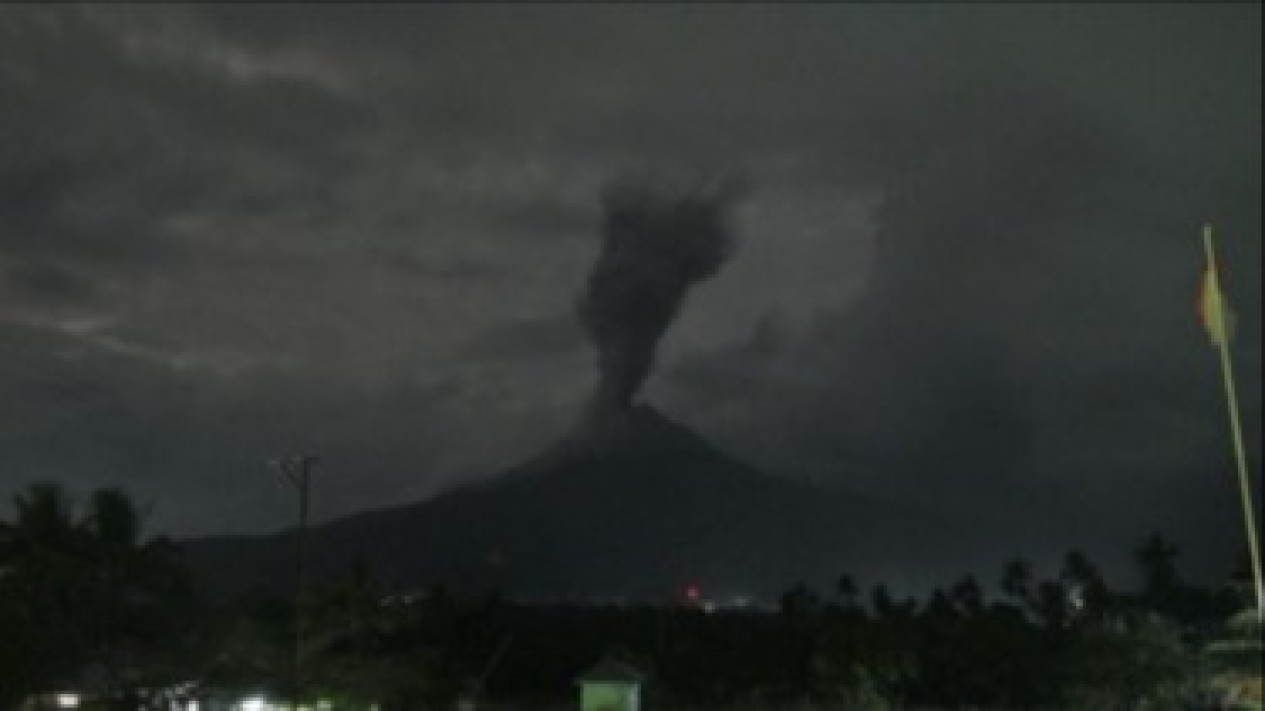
[2,5,1260,583]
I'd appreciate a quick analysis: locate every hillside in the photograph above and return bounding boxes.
[183,406,998,600]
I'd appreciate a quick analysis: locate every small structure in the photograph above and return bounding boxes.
[575,657,645,711]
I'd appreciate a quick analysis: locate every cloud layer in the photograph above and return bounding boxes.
[1,5,1258,583]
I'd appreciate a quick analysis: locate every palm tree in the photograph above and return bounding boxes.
[6,483,84,595]
[1060,549,1111,617]
[1000,558,1032,609]
[870,584,896,620]
[0,483,91,701]
[80,488,192,699]
[949,575,985,618]
[1136,533,1183,617]
[0,483,193,706]
[12,483,78,542]
[1034,580,1069,630]
[1136,534,1179,587]
[835,574,859,612]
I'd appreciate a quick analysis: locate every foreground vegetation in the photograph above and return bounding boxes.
[2,483,1260,710]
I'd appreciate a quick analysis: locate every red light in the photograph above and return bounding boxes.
[685,583,701,601]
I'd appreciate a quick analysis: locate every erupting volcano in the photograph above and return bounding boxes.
[182,182,1003,600]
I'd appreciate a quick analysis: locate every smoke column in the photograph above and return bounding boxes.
[578,180,737,417]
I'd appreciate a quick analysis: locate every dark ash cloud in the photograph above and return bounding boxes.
[579,182,738,416]
[0,4,1258,587]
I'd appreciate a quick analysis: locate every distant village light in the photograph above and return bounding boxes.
[53,694,79,709]
[238,696,269,711]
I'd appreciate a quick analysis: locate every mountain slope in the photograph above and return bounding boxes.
[183,406,997,600]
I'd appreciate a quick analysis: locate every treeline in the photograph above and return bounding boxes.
[2,483,1261,710]
[266,547,1256,710]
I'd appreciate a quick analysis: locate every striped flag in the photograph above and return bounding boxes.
[1199,250,1236,347]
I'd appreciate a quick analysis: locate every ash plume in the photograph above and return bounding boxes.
[578,179,739,418]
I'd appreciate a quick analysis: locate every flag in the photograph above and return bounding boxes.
[1200,225,1265,624]
[1200,252,1236,347]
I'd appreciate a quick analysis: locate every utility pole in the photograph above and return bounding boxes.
[274,454,317,711]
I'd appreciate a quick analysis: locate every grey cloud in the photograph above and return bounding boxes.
[653,7,1259,578]
[2,258,100,305]
[2,331,504,534]
[0,4,1257,585]
[458,312,586,364]
[374,250,508,283]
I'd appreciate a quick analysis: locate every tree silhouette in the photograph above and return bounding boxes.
[1060,548,1111,618]
[949,575,985,618]
[1136,534,1179,591]
[834,573,859,612]
[82,487,193,700]
[1000,558,1033,607]
[0,483,85,704]
[1136,533,1187,619]
[0,483,192,706]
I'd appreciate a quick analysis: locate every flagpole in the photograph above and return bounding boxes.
[1203,224,1265,623]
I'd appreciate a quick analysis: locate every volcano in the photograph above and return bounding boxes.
[184,406,995,600]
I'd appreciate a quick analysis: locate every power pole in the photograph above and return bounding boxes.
[275,454,317,711]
